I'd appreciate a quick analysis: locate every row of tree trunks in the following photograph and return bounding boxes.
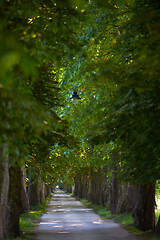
[108,171,139,214]
[0,159,52,240]
[74,167,110,206]
[0,146,9,240]
[88,168,109,205]
[28,179,49,206]
[74,169,138,212]
[61,186,72,193]
[73,167,156,232]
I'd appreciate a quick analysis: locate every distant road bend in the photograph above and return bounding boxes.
[33,189,140,240]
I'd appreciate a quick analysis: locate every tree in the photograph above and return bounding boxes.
[0,0,160,237]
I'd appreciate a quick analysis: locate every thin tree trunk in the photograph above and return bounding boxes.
[132,183,155,231]
[74,174,82,198]
[109,171,118,214]
[0,146,9,240]
[109,152,120,214]
[21,166,30,214]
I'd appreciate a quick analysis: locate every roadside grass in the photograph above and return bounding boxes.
[5,193,53,240]
[81,199,141,234]
[20,204,47,234]
[80,198,160,238]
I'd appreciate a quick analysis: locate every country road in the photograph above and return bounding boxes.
[33,189,144,240]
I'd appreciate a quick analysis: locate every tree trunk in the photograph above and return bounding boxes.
[28,177,46,206]
[21,166,30,214]
[40,182,45,203]
[132,183,155,231]
[0,146,9,240]
[109,171,119,214]
[74,174,83,198]
[101,166,110,206]
[109,153,120,214]
[93,169,103,205]
[82,175,88,199]
[28,180,40,206]
[110,172,118,213]
[5,166,22,238]
[116,183,139,214]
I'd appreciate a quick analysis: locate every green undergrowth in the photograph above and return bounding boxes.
[80,198,160,239]
[155,209,160,224]
[20,193,53,236]
[5,193,53,240]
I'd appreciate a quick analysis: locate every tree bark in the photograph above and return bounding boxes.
[28,180,40,206]
[101,166,110,206]
[87,175,92,201]
[109,152,120,214]
[21,166,30,214]
[74,174,83,198]
[132,183,155,231]
[0,146,9,240]
[5,166,22,238]
[109,171,118,214]
[93,169,103,205]
[28,178,46,206]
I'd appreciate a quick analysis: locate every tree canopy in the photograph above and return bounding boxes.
[58,0,160,185]
[0,0,160,186]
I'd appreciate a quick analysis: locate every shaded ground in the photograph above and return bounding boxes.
[32,190,149,240]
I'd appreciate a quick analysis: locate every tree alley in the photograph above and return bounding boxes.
[0,0,160,239]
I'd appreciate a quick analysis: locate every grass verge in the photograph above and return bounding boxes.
[81,199,142,234]
[80,198,160,239]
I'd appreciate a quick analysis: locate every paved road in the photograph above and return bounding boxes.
[33,189,143,240]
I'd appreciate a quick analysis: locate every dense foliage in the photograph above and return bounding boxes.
[0,0,84,184]
[0,0,160,191]
[0,0,160,236]
[58,0,160,186]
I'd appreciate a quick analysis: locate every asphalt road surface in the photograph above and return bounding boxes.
[33,189,143,240]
